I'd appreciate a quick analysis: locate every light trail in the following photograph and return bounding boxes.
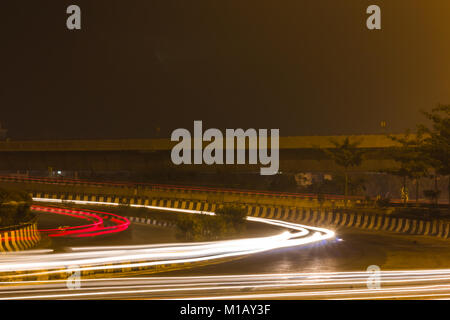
[0,197,334,284]
[3,271,450,299]
[3,197,446,300]
[32,204,130,237]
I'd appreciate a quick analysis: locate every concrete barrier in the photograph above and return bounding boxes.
[0,222,40,253]
[126,216,176,228]
[31,191,450,241]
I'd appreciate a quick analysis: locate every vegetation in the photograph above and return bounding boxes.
[176,205,247,241]
[299,173,366,198]
[0,188,34,227]
[417,104,450,209]
[386,132,429,205]
[324,137,365,204]
[318,104,448,213]
[374,195,391,208]
[371,104,450,212]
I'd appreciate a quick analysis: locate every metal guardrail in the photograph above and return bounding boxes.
[0,175,364,201]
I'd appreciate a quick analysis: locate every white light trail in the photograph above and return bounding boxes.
[0,198,334,281]
[3,271,450,299]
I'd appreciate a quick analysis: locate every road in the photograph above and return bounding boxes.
[3,270,450,300]
[1,199,450,299]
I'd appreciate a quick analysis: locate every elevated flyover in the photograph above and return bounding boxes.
[0,134,402,174]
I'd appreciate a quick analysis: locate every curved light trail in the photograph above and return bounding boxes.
[0,197,334,285]
[33,205,130,237]
[0,197,447,299]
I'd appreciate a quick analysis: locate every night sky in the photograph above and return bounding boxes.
[1,1,450,140]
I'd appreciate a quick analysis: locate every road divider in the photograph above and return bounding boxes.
[126,216,175,228]
[0,223,40,253]
[29,191,450,240]
[247,205,450,239]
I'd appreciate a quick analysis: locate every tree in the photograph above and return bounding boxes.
[175,205,247,241]
[0,188,33,226]
[386,132,429,205]
[417,104,450,209]
[324,137,365,204]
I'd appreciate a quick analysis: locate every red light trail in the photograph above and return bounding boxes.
[33,205,129,238]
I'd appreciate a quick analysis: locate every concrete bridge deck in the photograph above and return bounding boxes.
[0,134,403,173]
[0,134,402,152]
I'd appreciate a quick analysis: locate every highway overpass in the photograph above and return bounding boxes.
[0,134,402,175]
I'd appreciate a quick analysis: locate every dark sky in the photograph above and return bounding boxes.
[1,1,450,140]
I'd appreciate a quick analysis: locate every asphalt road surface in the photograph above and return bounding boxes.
[4,207,450,300]
[38,208,450,275]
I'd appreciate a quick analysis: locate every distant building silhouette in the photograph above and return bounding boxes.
[0,123,7,140]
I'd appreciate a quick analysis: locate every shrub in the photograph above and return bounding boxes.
[176,205,247,241]
[215,205,247,233]
[0,188,34,227]
[375,195,391,208]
